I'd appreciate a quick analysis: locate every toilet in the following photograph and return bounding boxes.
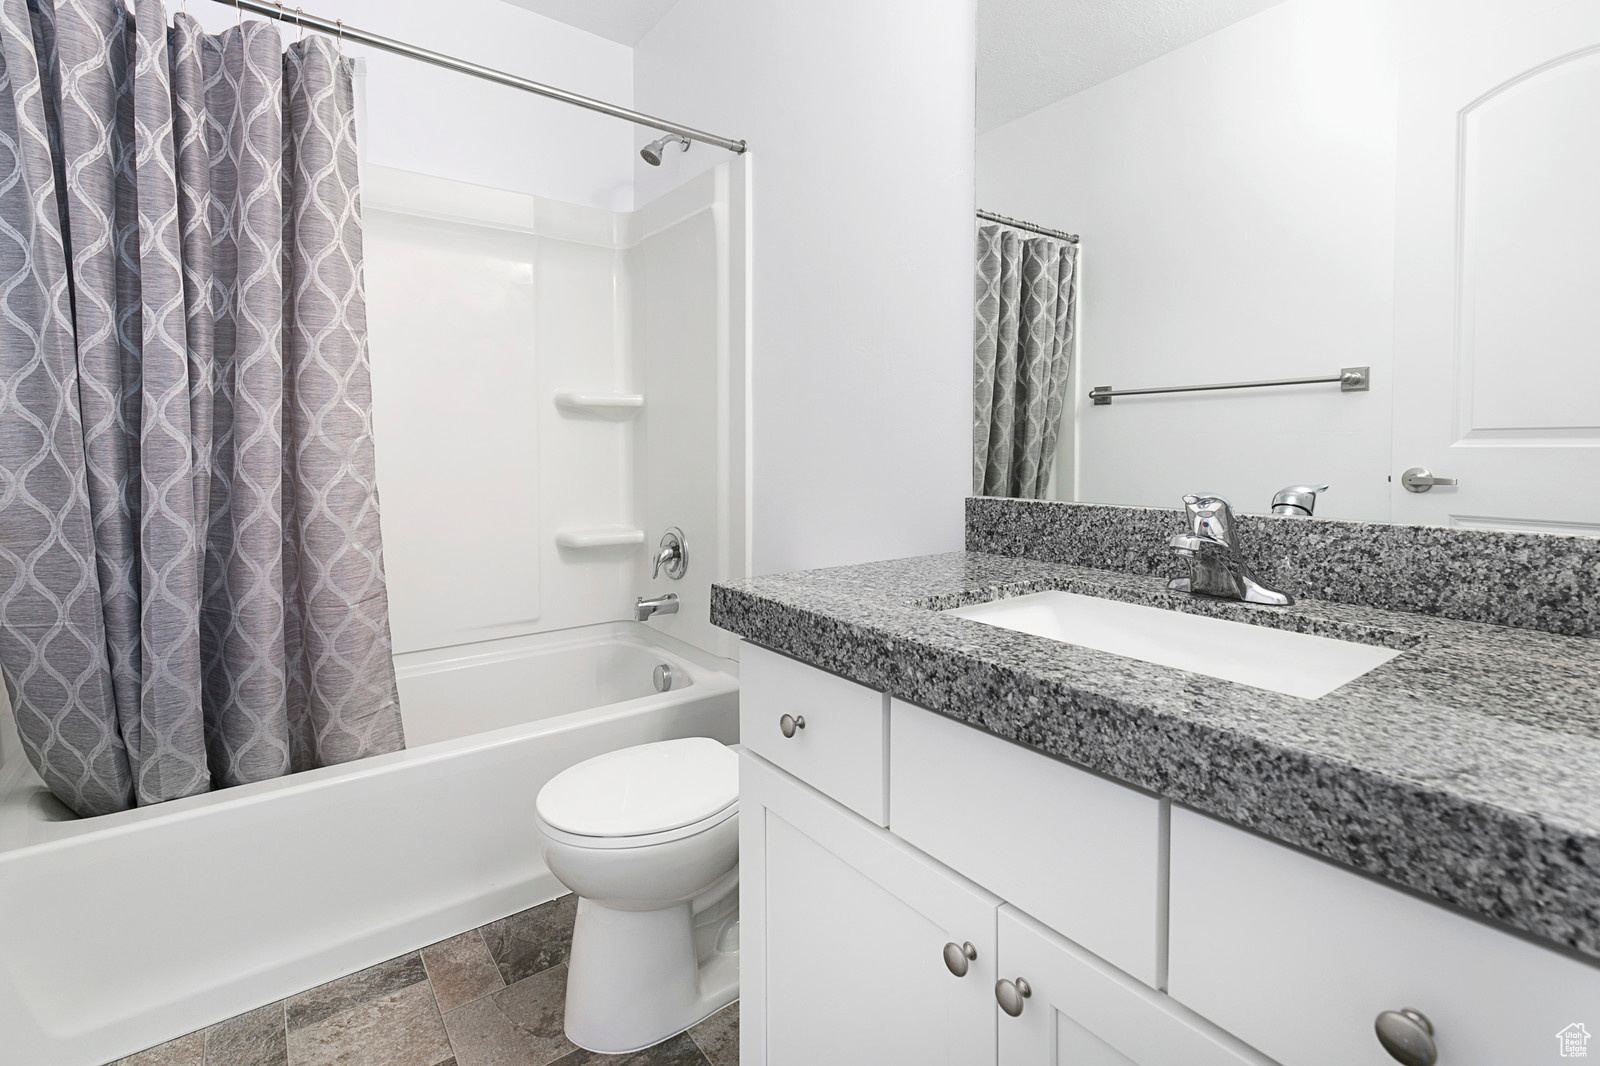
[534,737,740,1054]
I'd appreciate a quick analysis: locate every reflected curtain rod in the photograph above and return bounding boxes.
[209,0,748,154]
[976,209,1079,244]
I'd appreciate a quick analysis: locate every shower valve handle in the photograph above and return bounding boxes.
[652,527,688,580]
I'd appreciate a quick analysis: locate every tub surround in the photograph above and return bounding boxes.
[709,499,1600,960]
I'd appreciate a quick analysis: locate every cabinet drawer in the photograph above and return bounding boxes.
[1168,807,1600,1066]
[739,642,887,824]
[999,905,1275,1065]
[889,699,1167,986]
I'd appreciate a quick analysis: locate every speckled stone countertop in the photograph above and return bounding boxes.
[711,551,1600,962]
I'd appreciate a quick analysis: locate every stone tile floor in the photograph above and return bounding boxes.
[108,894,738,1066]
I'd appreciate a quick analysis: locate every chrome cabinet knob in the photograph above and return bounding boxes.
[1375,1008,1437,1065]
[779,713,806,738]
[995,977,1031,1017]
[942,941,977,978]
[1401,467,1458,493]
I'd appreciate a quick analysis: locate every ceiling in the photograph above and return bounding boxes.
[499,0,681,46]
[977,0,1288,132]
[496,0,1287,129]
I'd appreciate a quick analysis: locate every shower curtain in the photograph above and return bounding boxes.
[0,0,404,817]
[972,224,1078,499]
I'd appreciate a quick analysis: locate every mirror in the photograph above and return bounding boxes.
[973,0,1600,535]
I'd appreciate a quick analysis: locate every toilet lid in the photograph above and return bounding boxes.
[536,738,737,838]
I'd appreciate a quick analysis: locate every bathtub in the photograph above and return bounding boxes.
[0,622,738,1066]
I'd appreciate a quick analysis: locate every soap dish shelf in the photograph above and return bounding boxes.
[555,527,645,550]
[554,390,644,414]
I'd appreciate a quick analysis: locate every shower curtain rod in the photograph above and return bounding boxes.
[209,0,748,154]
[976,209,1079,244]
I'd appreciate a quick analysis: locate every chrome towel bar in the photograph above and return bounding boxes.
[1089,366,1369,406]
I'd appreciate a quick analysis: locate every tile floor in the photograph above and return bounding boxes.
[108,894,738,1066]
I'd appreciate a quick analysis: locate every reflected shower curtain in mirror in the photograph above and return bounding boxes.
[0,0,404,817]
[973,225,1078,498]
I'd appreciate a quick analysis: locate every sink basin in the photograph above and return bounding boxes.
[944,590,1401,699]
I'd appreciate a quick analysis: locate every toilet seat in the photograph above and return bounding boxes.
[536,803,736,849]
[536,737,737,848]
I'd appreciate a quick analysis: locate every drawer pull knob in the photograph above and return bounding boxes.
[779,713,806,738]
[995,977,1031,1017]
[943,941,977,978]
[1375,1008,1437,1066]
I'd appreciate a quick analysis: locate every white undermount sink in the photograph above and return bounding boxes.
[945,590,1402,699]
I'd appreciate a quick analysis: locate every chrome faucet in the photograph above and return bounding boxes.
[1167,493,1294,606]
[652,527,688,580]
[1270,483,1329,517]
[634,593,680,622]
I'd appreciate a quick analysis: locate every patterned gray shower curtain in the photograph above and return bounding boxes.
[972,224,1078,499]
[0,0,404,817]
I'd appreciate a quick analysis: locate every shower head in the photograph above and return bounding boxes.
[640,134,691,166]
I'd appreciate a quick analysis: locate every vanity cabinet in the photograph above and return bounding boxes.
[737,641,1600,1066]
[996,906,1274,1066]
[1167,807,1600,1066]
[740,751,999,1066]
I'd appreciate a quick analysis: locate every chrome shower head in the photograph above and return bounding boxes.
[640,133,691,166]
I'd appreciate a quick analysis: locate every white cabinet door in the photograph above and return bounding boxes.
[997,906,1276,1066]
[1391,0,1600,533]
[741,752,1000,1066]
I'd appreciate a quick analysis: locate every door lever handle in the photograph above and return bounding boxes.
[1401,467,1457,493]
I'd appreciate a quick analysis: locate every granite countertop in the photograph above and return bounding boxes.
[711,551,1600,962]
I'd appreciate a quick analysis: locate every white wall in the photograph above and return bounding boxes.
[979,0,1400,522]
[634,0,977,573]
[188,0,636,209]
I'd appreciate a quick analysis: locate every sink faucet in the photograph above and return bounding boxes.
[1270,483,1329,517]
[635,593,680,622]
[1167,493,1294,606]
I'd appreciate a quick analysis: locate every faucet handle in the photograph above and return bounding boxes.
[1271,484,1330,517]
[1182,491,1234,511]
[652,526,688,580]
[1181,492,1236,546]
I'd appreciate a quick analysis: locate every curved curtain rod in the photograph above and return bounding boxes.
[209,0,748,155]
[976,209,1079,244]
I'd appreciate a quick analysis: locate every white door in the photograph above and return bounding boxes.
[1391,1,1600,533]
[996,906,1277,1066]
[740,753,999,1066]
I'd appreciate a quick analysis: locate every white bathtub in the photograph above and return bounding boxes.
[0,622,738,1066]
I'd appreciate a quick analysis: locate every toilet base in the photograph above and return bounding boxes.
[563,891,740,1054]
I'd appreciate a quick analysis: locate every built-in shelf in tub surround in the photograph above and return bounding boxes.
[553,390,645,414]
[554,526,644,549]
[710,544,1600,962]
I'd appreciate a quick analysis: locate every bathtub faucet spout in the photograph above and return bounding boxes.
[634,593,680,622]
